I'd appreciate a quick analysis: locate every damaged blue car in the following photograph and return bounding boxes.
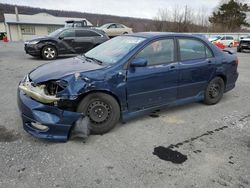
[18,33,239,141]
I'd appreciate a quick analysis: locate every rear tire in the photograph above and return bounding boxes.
[204,77,225,105]
[41,45,58,60]
[229,43,233,48]
[77,93,120,134]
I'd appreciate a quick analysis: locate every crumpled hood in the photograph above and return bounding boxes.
[29,56,103,83]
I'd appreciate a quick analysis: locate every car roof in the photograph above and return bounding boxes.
[127,32,207,40]
[62,27,101,32]
[102,23,125,26]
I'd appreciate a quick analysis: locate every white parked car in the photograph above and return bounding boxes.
[98,23,133,37]
[211,36,235,47]
[208,36,221,42]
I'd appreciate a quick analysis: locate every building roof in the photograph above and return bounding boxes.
[4,12,93,26]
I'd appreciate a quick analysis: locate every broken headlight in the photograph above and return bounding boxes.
[45,80,68,96]
[19,77,68,104]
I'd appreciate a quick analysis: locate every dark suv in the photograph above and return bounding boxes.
[237,36,250,52]
[24,28,109,60]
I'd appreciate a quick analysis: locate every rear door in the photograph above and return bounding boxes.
[126,38,179,111]
[177,37,216,99]
[220,36,227,46]
[116,24,125,35]
[75,30,101,53]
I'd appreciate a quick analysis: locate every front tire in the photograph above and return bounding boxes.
[77,93,120,134]
[204,77,225,105]
[41,45,58,60]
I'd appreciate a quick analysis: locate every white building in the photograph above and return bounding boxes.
[1,12,92,41]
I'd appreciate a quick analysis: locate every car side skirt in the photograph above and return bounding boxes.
[122,91,204,122]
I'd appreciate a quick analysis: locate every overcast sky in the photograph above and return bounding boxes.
[0,0,238,19]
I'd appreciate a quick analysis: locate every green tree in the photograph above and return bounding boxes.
[209,0,249,31]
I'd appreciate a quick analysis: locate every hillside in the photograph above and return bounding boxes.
[0,3,158,32]
[0,3,211,32]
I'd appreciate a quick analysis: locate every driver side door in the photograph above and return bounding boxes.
[107,24,118,36]
[126,38,179,111]
[58,29,76,54]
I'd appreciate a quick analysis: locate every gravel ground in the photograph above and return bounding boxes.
[0,42,249,188]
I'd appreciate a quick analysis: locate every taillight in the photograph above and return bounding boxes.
[235,59,239,65]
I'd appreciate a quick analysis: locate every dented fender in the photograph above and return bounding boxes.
[56,69,128,110]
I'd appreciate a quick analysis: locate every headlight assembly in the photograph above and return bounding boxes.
[27,40,39,45]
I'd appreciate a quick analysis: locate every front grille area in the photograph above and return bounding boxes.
[240,41,250,46]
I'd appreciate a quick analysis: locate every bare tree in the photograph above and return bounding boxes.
[153,8,171,31]
[153,5,211,32]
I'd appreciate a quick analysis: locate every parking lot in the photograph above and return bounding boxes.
[0,42,249,188]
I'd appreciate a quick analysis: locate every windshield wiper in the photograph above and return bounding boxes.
[83,55,103,65]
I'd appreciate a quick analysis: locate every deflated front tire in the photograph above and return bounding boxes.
[77,92,120,134]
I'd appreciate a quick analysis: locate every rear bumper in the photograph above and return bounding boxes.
[225,71,239,92]
[18,89,82,142]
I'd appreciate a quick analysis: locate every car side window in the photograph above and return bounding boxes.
[179,38,209,61]
[59,30,75,38]
[205,46,213,58]
[221,37,226,40]
[117,24,125,28]
[135,39,175,66]
[76,30,100,37]
[108,24,117,29]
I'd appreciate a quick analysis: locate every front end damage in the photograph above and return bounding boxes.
[18,74,90,141]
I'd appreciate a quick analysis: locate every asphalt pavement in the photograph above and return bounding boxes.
[0,42,249,188]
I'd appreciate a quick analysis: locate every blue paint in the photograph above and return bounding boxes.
[17,32,239,141]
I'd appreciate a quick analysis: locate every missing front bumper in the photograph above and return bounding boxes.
[18,89,83,141]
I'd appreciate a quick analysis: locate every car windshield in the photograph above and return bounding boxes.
[48,28,64,37]
[84,36,145,65]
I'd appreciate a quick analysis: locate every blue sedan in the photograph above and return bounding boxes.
[18,32,239,141]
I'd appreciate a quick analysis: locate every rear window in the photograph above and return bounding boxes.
[59,30,75,38]
[116,24,125,28]
[226,36,234,40]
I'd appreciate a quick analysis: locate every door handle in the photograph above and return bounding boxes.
[170,65,176,69]
[170,65,175,69]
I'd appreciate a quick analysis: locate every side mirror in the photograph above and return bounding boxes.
[58,36,64,40]
[130,58,147,67]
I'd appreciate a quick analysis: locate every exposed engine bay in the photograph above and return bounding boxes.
[19,75,67,104]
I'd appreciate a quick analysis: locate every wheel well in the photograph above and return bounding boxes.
[78,90,122,110]
[217,74,227,86]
